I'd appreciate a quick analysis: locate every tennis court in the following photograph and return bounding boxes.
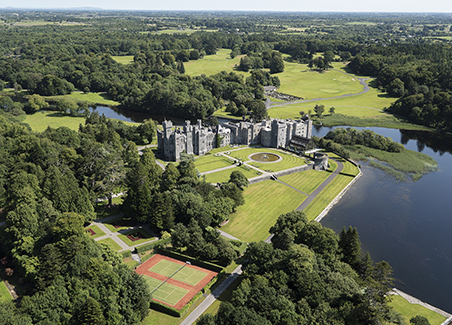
[148,259,209,286]
[136,254,218,310]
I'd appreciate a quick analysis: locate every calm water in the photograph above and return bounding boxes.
[95,106,452,311]
[314,126,452,313]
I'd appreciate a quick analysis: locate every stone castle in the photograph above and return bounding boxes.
[157,117,312,161]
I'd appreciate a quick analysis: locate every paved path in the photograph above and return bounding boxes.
[89,214,160,252]
[269,70,371,109]
[295,160,343,212]
[180,265,243,325]
[217,229,240,241]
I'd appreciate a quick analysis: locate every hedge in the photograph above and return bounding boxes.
[156,248,224,273]
[140,253,154,263]
[135,237,171,254]
[120,250,132,258]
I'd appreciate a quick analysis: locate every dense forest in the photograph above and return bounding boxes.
[197,212,399,325]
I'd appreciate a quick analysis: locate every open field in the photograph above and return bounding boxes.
[85,224,106,239]
[276,62,363,99]
[136,254,217,310]
[67,92,120,106]
[0,280,12,303]
[185,49,246,77]
[112,55,134,65]
[211,106,244,120]
[221,180,306,242]
[103,217,133,233]
[388,295,447,325]
[24,111,87,132]
[194,154,235,173]
[23,110,137,133]
[226,147,307,172]
[204,165,261,184]
[303,173,355,220]
[117,229,155,247]
[278,169,330,194]
[45,92,120,107]
[98,238,123,251]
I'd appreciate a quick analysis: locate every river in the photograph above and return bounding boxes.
[94,105,452,312]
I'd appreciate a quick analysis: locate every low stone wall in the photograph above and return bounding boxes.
[273,164,312,178]
[314,168,362,222]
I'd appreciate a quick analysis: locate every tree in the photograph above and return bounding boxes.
[239,56,253,72]
[329,106,335,115]
[177,60,185,74]
[410,315,431,325]
[228,170,249,190]
[55,97,78,115]
[137,119,156,144]
[26,94,49,113]
[76,297,106,325]
[314,104,325,117]
[161,163,180,191]
[249,100,267,122]
[339,226,362,271]
[270,53,284,74]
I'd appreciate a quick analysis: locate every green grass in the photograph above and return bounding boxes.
[221,180,306,242]
[226,147,307,172]
[123,257,140,270]
[103,217,133,233]
[98,238,123,252]
[347,145,438,180]
[149,260,208,286]
[388,295,447,325]
[202,277,243,316]
[276,62,363,99]
[278,169,330,194]
[117,229,155,247]
[203,165,261,184]
[66,92,120,106]
[212,106,245,120]
[303,173,355,220]
[141,297,207,325]
[85,225,106,239]
[24,111,87,132]
[112,55,134,65]
[194,154,235,173]
[185,49,246,77]
[144,276,189,306]
[0,280,12,303]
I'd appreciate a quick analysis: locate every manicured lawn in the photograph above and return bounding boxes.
[112,55,134,64]
[194,154,235,173]
[303,174,355,221]
[141,297,207,325]
[268,82,393,120]
[185,49,246,77]
[98,238,123,252]
[276,62,363,99]
[85,224,106,239]
[117,229,155,247]
[221,180,306,242]
[226,147,307,172]
[203,165,261,184]
[24,111,87,132]
[278,169,330,194]
[388,295,447,325]
[0,280,12,303]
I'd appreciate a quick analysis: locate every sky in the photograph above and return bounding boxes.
[2,0,452,12]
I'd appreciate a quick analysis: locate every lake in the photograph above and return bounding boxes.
[314,126,452,313]
[94,105,452,312]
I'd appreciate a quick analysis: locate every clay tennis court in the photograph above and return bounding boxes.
[136,254,217,310]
